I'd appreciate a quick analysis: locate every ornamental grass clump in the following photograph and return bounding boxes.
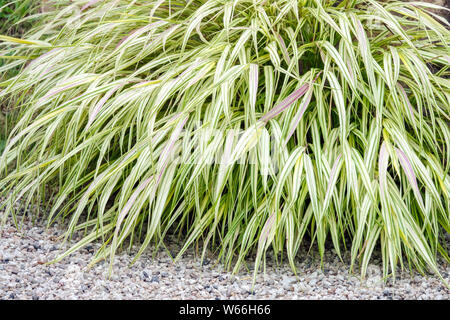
[0,0,449,283]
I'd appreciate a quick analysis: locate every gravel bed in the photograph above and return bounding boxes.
[0,211,449,300]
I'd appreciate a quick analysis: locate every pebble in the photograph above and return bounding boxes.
[0,212,449,300]
[309,279,318,286]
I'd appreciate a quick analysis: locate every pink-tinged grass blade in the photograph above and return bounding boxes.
[86,83,124,129]
[115,21,167,49]
[346,59,354,82]
[38,76,96,105]
[25,48,62,70]
[275,32,291,65]
[259,72,320,124]
[115,32,136,49]
[395,148,424,209]
[259,83,309,123]
[40,65,54,77]
[396,83,415,119]
[284,87,314,144]
[81,0,101,11]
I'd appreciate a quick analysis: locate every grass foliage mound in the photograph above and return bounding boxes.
[0,0,449,282]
